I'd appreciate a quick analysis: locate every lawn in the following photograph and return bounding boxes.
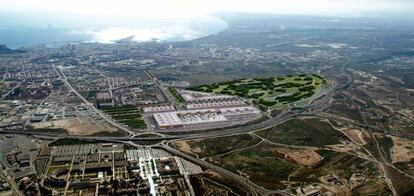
[188,74,327,109]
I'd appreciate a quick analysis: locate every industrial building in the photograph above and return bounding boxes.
[185,100,248,110]
[143,105,175,113]
[141,89,263,131]
[37,143,202,196]
[178,89,238,103]
[153,106,261,130]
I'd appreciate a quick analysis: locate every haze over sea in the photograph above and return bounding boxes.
[0,14,227,49]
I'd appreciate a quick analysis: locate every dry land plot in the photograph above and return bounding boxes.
[389,135,414,163]
[32,118,119,135]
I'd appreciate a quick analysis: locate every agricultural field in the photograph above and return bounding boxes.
[188,74,327,109]
[102,105,146,129]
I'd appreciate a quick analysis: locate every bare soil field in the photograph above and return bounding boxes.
[283,150,323,166]
[343,128,367,145]
[33,118,119,135]
[389,135,414,163]
[171,140,202,158]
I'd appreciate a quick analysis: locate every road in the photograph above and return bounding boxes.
[0,79,25,100]
[0,161,23,196]
[145,70,173,103]
[0,62,353,195]
[54,65,137,137]
[49,61,351,142]
[160,144,275,196]
[120,140,281,195]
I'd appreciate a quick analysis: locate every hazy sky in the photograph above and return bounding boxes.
[1,0,413,19]
[1,0,413,47]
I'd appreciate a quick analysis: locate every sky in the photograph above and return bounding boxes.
[1,0,413,47]
[1,0,413,20]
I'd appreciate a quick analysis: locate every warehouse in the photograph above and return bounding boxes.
[153,109,227,129]
[152,106,260,130]
[178,90,238,103]
[185,100,247,110]
[143,105,175,113]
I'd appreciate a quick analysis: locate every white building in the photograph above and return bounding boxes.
[178,89,237,103]
[143,105,175,113]
[152,106,260,130]
[186,100,247,110]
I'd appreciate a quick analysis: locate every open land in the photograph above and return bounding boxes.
[189,74,327,109]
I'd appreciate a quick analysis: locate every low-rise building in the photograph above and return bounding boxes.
[143,105,175,113]
[153,106,260,130]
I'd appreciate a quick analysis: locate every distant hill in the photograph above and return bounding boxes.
[0,45,25,54]
[114,36,135,44]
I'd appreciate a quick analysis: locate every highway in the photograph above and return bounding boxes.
[0,64,353,195]
[54,65,137,137]
[159,144,274,196]
[145,70,173,103]
[124,139,287,196]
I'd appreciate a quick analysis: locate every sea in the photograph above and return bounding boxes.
[0,15,227,49]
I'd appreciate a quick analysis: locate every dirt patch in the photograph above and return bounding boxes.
[285,150,323,166]
[326,143,360,153]
[273,148,323,166]
[344,128,367,145]
[171,140,201,155]
[204,170,224,179]
[32,118,118,135]
[389,136,414,163]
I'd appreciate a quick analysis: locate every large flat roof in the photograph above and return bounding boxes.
[153,112,183,127]
[153,109,228,127]
[178,90,236,102]
[153,106,260,127]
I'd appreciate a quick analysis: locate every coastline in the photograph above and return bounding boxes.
[0,15,228,50]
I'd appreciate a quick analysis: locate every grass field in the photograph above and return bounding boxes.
[257,118,343,147]
[102,105,146,129]
[172,134,261,158]
[188,74,327,109]
[327,103,365,123]
[211,143,299,189]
